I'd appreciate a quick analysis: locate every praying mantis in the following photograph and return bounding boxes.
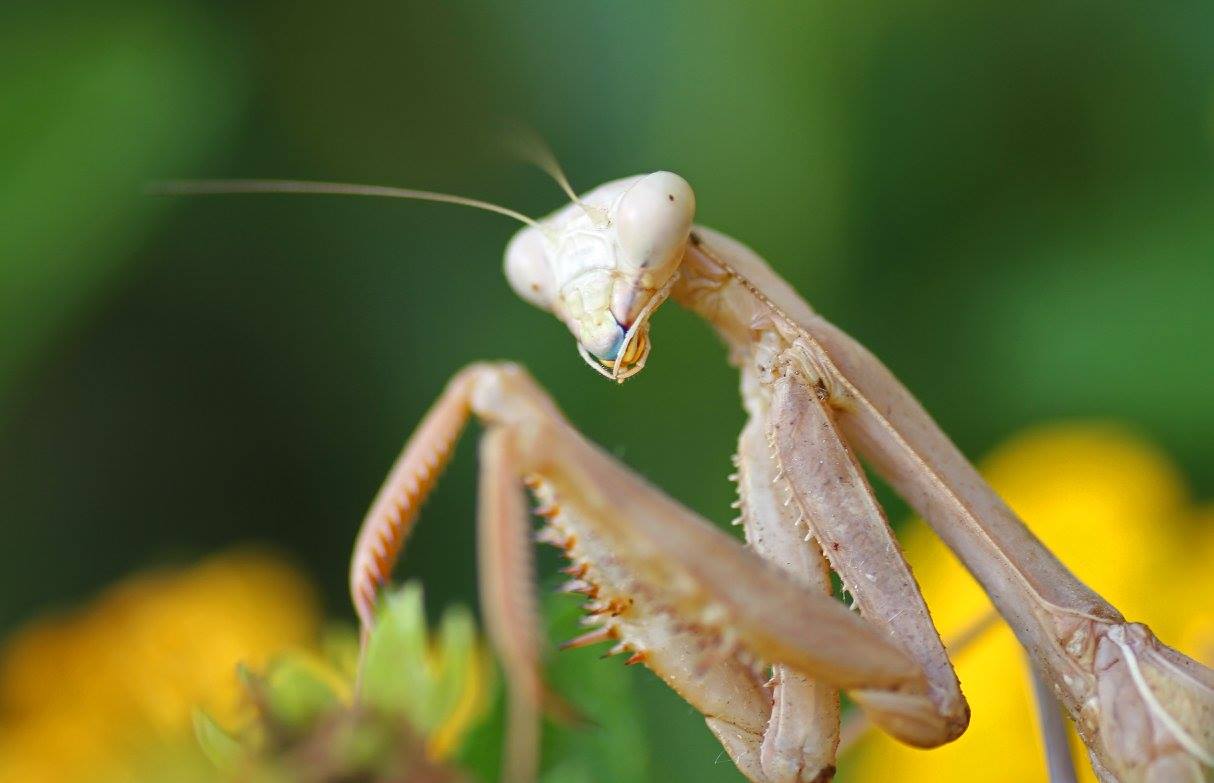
[159,169,1214,783]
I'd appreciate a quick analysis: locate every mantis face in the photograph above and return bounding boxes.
[151,168,693,381]
[504,172,695,380]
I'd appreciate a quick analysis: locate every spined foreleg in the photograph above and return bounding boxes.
[351,363,967,782]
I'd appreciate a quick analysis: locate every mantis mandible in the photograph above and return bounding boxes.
[158,169,1214,783]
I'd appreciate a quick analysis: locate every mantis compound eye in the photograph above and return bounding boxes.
[504,226,557,310]
[616,171,695,280]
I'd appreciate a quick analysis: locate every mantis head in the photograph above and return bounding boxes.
[504,172,696,381]
[150,162,694,381]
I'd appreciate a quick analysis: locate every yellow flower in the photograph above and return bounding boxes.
[0,551,320,783]
[846,423,1213,782]
[1173,504,1214,666]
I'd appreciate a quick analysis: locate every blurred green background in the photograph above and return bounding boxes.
[2,0,1212,780]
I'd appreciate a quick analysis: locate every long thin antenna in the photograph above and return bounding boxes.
[503,126,608,228]
[148,179,541,228]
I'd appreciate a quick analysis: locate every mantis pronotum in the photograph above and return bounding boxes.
[158,168,1214,783]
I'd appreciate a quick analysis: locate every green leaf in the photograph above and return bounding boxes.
[262,653,345,731]
[192,708,244,771]
[360,582,433,726]
[428,605,479,731]
[541,760,596,783]
[359,580,487,748]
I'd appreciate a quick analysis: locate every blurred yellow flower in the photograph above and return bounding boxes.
[0,550,320,783]
[846,423,1214,782]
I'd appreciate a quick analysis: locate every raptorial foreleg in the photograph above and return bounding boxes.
[735,417,840,782]
[350,363,980,783]
[768,347,969,747]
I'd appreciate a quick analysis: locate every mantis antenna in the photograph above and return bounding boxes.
[154,130,605,231]
[502,126,609,228]
[148,179,542,228]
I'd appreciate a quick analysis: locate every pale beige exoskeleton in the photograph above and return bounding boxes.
[157,172,1213,783]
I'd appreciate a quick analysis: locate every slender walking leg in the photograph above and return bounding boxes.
[478,428,543,783]
[1029,658,1079,783]
[801,317,1214,779]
